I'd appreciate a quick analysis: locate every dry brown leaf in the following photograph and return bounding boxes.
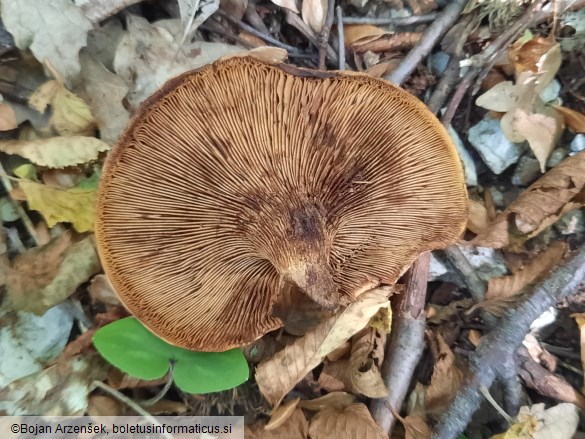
[308,404,388,439]
[302,0,327,34]
[318,363,348,392]
[266,398,301,430]
[472,150,585,249]
[509,36,556,74]
[468,296,520,317]
[299,392,357,411]
[553,105,585,133]
[487,241,567,300]
[467,198,490,234]
[425,333,463,417]
[256,288,390,407]
[87,395,123,416]
[344,25,387,47]
[348,327,387,398]
[0,103,17,131]
[403,415,432,439]
[245,408,308,439]
[6,233,102,314]
[426,299,475,325]
[468,329,482,347]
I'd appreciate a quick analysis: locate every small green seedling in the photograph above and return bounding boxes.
[93,317,249,394]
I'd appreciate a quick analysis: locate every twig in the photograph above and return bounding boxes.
[216,10,303,55]
[284,10,338,63]
[244,0,270,35]
[318,0,336,70]
[441,246,486,303]
[336,6,345,70]
[433,246,585,439]
[92,380,176,439]
[440,0,581,125]
[427,14,477,115]
[339,13,437,26]
[370,252,429,434]
[385,0,468,86]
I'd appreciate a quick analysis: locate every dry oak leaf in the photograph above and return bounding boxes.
[0,354,107,416]
[402,415,432,439]
[29,79,97,136]
[245,408,308,439]
[347,327,388,398]
[5,233,101,315]
[308,403,388,439]
[255,288,391,407]
[472,150,585,249]
[20,173,99,233]
[486,241,567,300]
[0,136,109,168]
[1,0,93,86]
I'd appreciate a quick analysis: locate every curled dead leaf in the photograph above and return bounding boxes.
[0,103,18,131]
[299,392,357,411]
[301,0,327,34]
[347,327,387,398]
[486,241,567,300]
[255,288,391,407]
[553,105,585,133]
[245,408,308,439]
[472,150,585,249]
[266,398,300,430]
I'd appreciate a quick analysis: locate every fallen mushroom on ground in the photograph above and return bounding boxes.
[95,54,468,352]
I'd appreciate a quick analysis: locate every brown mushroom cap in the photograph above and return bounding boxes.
[96,56,467,352]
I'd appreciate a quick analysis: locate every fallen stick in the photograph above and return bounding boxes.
[385,0,468,86]
[433,246,585,439]
[370,252,429,434]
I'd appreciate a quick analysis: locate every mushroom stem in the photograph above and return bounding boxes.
[284,262,339,310]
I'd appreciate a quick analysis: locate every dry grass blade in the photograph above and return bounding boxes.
[255,288,390,407]
[486,241,568,299]
[308,403,388,439]
[472,150,585,249]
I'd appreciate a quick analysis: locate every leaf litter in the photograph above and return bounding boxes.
[0,2,584,438]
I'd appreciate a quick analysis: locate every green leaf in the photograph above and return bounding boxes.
[93,317,249,394]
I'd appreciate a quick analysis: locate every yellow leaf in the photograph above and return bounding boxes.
[29,80,60,113]
[51,86,96,136]
[571,313,585,394]
[29,79,97,136]
[19,177,97,232]
[0,136,109,168]
[0,103,18,131]
[255,288,391,407]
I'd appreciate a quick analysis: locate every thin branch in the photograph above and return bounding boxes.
[318,0,336,70]
[433,246,585,439]
[385,0,468,86]
[284,10,338,64]
[339,13,437,26]
[370,252,429,434]
[336,6,345,70]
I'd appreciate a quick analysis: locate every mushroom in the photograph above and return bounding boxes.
[96,55,467,352]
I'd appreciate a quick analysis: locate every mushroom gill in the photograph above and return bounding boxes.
[96,56,467,352]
